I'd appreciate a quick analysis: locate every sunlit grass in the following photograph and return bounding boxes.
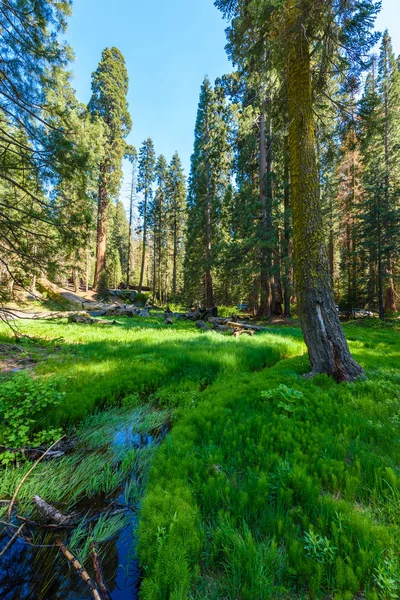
[1,316,399,598]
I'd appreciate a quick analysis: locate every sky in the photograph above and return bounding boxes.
[67,0,400,199]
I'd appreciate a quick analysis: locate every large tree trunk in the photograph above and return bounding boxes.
[286,1,364,382]
[93,185,108,289]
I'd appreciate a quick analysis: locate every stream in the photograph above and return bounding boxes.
[0,406,169,599]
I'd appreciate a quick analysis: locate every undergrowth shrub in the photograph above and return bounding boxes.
[0,373,64,464]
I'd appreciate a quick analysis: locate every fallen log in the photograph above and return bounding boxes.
[226,321,266,331]
[56,538,101,600]
[182,307,218,322]
[196,320,211,331]
[16,514,75,529]
[33,496,76,526]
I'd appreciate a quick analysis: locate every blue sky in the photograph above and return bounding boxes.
[67,0,399,197]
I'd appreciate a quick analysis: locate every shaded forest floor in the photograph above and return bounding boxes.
[0,316,399,599]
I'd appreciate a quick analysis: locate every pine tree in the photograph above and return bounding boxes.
[151,155,168,302]
[88,47,132,288]
[126,148,138,288]
[378,31,400,313]
[167,153,187,299]
[358,41,400,319]
[137,139,156,293]
[184,78,232,307]
[216,0,380,380]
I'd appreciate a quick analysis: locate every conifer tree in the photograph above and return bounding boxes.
[358,40,400,318]
[126,148,138,288]
[216,0,380,380]
[184,78,232,306]
[88,47,132,288]
[167,153,187,299]
[137,139,156,293]
[378,31,400,313]
[151,155,168,301]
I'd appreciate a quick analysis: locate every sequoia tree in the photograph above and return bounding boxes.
[88,47,132,288]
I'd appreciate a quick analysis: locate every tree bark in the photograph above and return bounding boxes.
[204,113,214,308]
[283,134,291,317]
[93,182,108,290]
[127,166,135,289]
[172,217,178,298]
[257,98,273,318]
[139,191,148,294]
[286,0,364,381]
[384,258,397,312]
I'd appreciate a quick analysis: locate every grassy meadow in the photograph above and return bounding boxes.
[0,316,399,599]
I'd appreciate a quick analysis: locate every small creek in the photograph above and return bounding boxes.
[0,406,169,599]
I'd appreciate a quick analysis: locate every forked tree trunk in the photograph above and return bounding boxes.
[286,1,364,382]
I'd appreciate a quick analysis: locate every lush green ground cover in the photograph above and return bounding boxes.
[1,317,399,599]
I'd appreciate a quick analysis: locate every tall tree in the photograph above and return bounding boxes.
[184,78,232,307]
[137,139,156,293]
[126,148,138,288]
[378,31,400,313]
[151,155,168,301]
[0,0,104,297]
[167,153,187,299]
[88,47,132,288]
[216,0,380,380]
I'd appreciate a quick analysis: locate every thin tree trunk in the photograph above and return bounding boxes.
[286,0,364,381]
[257,98,273,318]
[85,236,90,293]
[382,52,396,314]
[204,114,214,308]
[283,135,291,317]
[127,167,135,289]
[377,195,384,319]
[172,218,177,298]
[139,191,148,294]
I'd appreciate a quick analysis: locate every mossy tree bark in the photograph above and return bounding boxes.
[286,1,364,381]
[257,105,273,317]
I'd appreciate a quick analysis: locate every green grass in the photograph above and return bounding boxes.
[1,316,399,599]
